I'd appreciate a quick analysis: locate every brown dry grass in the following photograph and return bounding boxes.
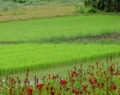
[0,3,80,22]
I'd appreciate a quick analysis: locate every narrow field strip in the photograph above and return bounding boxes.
[0,43,120,76]
[0,3,77,22]
[1,57,119,80]
[0,15,120,43]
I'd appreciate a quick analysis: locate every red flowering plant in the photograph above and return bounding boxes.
[27,87,33,95]
[36,83,44,94]
[0,58,120,95]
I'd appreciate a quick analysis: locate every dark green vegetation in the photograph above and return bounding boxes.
[84,0,120,12]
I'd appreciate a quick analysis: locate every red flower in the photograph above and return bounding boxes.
[27,87,33,95]
[25,78,28,82]
[50,91,54,95]
[71,70,77,77]
[109,65,114,73]
[52,75,58,80]
[110,84,117,90]
[57,93,61,95]
[82,84,87,90]
[36,84,44,91]
[89,77,97,85]
[89,78,94,84]
[59,80,67,85]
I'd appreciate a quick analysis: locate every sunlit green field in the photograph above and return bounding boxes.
[0,14,120,76]
[0,43,120,76]
[0,15,120,43]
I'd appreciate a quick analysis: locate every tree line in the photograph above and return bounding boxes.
[84,0,120,12]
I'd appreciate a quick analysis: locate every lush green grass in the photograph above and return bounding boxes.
[0,43,120,76]
[0,15,120,43]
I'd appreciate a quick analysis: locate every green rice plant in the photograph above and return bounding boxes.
[0,15,120,43]
[0,43,120,76]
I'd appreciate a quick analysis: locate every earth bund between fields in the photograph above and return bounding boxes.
[70,33,120,42]
[0,33,120,44]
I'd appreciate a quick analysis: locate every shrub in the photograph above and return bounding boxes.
[76,5,99,13]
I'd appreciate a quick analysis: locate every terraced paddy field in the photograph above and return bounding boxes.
[0,9,120,95]
[0,15,120,43]
[0,15,120,77]
[0,43,120,76]
[0,1,120,94]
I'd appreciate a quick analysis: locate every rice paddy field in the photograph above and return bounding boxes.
[0,14,120,76]
[0,1,120,94]
[0,15,120,43]
[0,14,119,78]
[0,43,120,75]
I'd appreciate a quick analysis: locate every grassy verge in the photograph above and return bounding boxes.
[0,43,120,76]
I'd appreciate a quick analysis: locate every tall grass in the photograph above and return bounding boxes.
[0,15,120,43]
[0,43,120,76]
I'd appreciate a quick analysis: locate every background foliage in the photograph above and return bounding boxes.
[84,0,120,12]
